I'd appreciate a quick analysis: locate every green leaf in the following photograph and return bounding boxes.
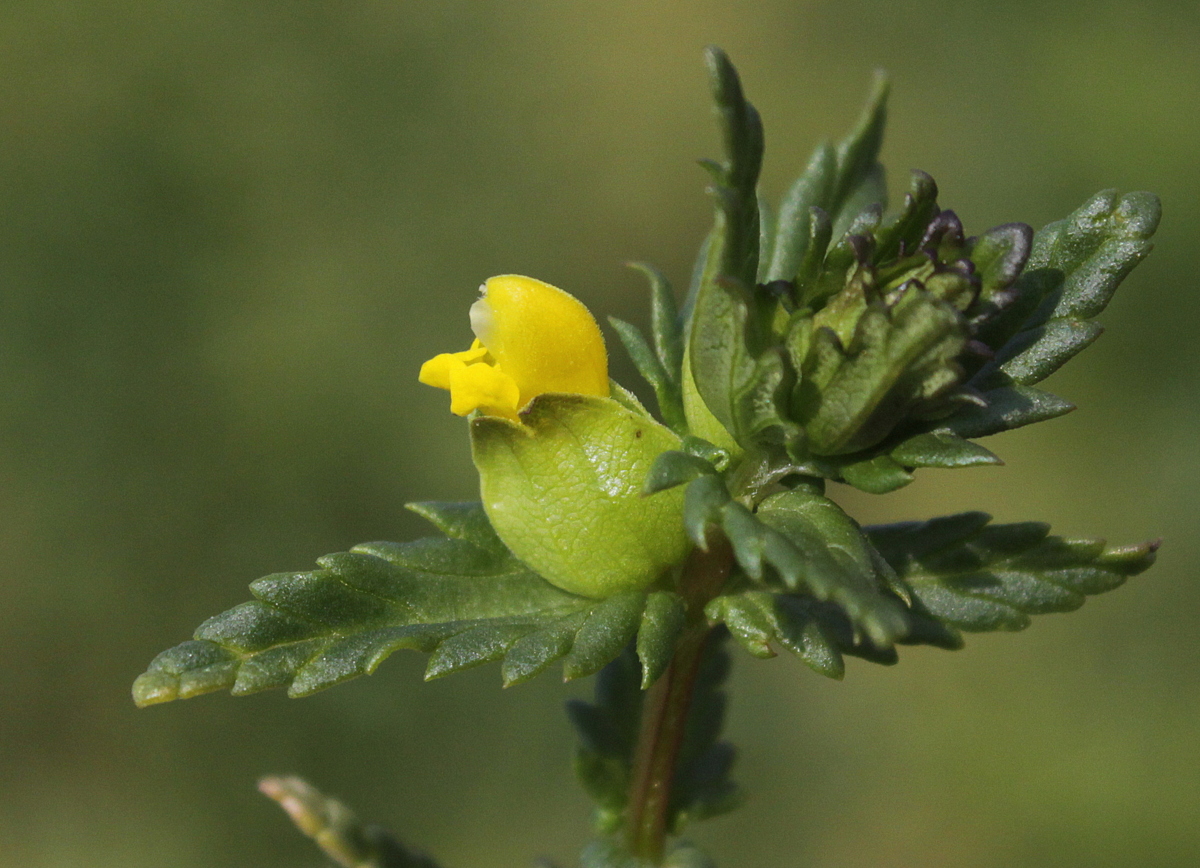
[628,262,684,383]
[687,480,907,647]
[751,489,909,646]
[839,453,914,494]
[685,48,765,445]
[767,144,836,284]
[502,610,589,687]
[682,474,731,549]
[564,592,650,681]
[865,513,1159,632]
[132,504,680,707]
[1031,189,1161,323]
[830,71,890,225]
[706,589,920,677]
[984,320,1103,387]
[888,431,1002,469]
[935,385,1074,440]
[799,287,968,455]
[609,314,686,433]
[644,449,718,495]
[259,775,441,868]
[974,190,1160,389]
[705,593,777,659]
[637,592,687,688]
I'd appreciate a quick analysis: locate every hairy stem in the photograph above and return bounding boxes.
[625,540,733,864]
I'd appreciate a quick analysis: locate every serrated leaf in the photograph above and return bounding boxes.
[768,595,845,678]
[259,776,441,868]
[864,513,1159,632]
[974,190,1159,389]
[132,504,668,707]
[424,621,538,681]
[981,319,1104,388]
[705,594,776,659]
[711,488,909,647]
[706,584,972,677]
[1032,189,1160,323]
[502,610,589,687]
[685,49,765,447]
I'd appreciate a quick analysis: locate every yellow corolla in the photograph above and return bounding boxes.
[419,275,609,419]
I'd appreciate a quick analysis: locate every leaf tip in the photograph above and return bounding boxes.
[131,671,178,708]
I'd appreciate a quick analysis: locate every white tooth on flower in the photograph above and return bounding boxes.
[469,296,495,347]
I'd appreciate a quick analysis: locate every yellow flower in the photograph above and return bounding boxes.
[419,275,609,419]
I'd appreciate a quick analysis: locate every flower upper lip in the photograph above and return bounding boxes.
[419,274,609,419]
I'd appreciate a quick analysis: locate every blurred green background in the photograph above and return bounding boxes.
[1,2,1196,866]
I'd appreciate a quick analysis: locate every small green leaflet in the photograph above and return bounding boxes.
[259,775,441,868]
[132,502,686,707]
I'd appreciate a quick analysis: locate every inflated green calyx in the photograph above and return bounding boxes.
[471,393,689,599]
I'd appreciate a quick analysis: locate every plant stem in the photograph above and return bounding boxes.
[625,540,733,864]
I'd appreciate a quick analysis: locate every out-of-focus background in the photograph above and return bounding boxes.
[1,3,1196,867]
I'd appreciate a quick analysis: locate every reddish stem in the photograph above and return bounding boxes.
[625,540,732,864]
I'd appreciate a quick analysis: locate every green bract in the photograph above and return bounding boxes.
[471,392,689,599]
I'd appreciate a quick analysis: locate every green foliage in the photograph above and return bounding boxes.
[708,512,1157,676]
[610,263,686,433]
[867,513,1159,632]
[604,48,1163,504]
[132,503,690,706]
[569,636,739,837]
[132,44,1162,868]
[683,477,908,647]
[259,776,441,868]
[971,189,1161,391]
[765,73,889,284]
